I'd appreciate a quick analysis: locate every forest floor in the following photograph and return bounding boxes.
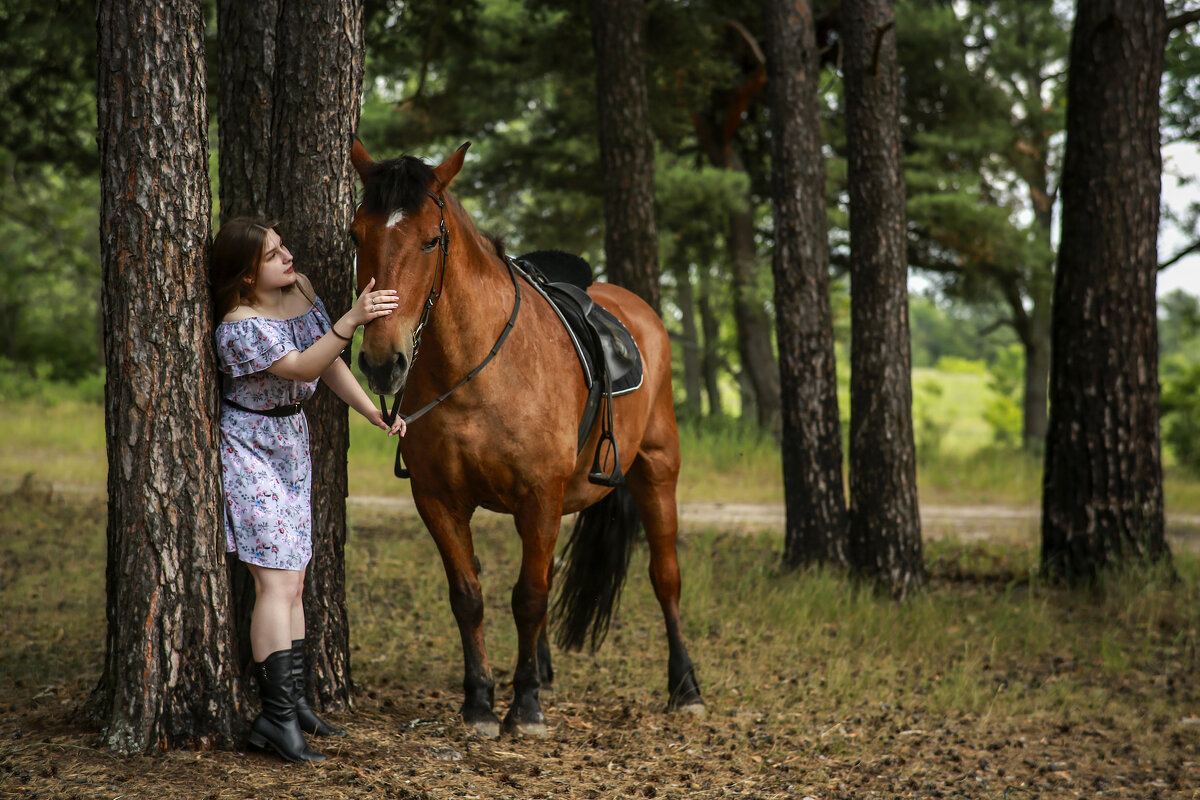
[2,485,1199,799]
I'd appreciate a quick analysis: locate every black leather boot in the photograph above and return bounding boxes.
[291,639,346,737]
[247,650,326,762]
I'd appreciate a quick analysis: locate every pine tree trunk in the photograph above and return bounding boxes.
[217,0,277,223]
[843,0,923,597]
[729,177,782,437]
[1041,0,1170,581]
[218,0,364,709]
[591,0,662,315]
[94,0,241,752]
[762,0,848,568]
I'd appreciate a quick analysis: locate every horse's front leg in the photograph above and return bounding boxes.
[418,497,501,738]
[504,497,562,736]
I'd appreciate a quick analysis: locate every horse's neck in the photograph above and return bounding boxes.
[416,216,514,385]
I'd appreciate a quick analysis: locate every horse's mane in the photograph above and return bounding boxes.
[361,156,437,216]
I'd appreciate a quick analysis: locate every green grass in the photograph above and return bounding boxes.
[4,489,1198,788]
[6,367,1200,514]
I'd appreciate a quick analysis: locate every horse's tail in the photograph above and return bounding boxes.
[552,483,643,652]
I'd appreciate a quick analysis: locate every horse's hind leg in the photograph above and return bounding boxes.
[627,418,705,714]
[419,499,502,738]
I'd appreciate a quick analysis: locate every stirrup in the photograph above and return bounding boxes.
[588,430,622,487]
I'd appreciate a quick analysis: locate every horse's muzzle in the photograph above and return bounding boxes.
[358,350,409,397]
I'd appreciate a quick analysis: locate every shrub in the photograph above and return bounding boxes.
[1161,362,1200,475]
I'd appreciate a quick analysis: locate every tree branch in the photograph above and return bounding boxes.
[1160,237,1200,271]
[1167,8,1200,33]
[870,19,896,77]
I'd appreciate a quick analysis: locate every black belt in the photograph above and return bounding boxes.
[222,398,303,417]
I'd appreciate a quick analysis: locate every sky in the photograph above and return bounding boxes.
[1160,141,1200,297]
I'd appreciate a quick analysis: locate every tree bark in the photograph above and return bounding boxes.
[843,0,923,597]
[762,0,848,568]
[1042,0,1170,581]
[93,0,241,752]
[218,0,365,709]
[591,0,662,314]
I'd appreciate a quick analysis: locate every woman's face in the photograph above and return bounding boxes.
[252,229,295,294]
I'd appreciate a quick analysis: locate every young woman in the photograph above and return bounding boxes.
[211,217,406,762]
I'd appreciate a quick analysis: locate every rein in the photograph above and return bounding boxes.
[377,190,522,478]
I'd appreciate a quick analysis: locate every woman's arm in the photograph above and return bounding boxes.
[322,357,407,437]
[267,278,397,383]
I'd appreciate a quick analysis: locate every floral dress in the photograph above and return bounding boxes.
[215,299,332,570]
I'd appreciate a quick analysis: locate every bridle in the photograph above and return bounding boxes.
[375,188,522,477]
[409,189,449,361]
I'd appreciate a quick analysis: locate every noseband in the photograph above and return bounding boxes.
[377,189,522,477]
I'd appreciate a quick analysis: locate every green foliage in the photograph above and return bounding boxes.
[933,355,985,375]
[913,379,949,461]
[982,344,1023,448]
[0,153,102,380]
[0,0,97,174]
[1159,288,1200,363]
[1161,361,1200,476]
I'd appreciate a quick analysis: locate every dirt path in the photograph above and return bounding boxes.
[348,495,1200,553]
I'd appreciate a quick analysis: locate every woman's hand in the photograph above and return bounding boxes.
[366,406,407,437]
[343,278,399,330]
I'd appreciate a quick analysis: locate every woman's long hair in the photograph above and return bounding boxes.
[211,217,275,320]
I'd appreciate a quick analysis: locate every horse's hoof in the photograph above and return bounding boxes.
[508,721,549,738]
[676,701,707,718]
[467,719,501,740]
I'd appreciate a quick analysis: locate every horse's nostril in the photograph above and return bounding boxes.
[395,352,408,375]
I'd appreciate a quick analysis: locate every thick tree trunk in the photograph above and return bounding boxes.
[94,0,241,752]
[1042,0,1169,581]
[591,0,661,314]
[218,0,364,709]
[843,0,923,597]
[217,0,277,223]
[762,0,848,568]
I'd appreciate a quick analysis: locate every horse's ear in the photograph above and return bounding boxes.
[432,142,471,190]
[351,136,373,183]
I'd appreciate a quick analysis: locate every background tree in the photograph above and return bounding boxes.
[591,0,662,314]
[689,21,781,435]
[897,0,1068,453]
[1041,0,1172,581]
[762,0,848,568]
[92,0,240,751]
[0,0,101,379]
[843,0,923,596]
[217,0,365,709]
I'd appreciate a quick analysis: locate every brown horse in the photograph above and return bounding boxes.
[349,139,703,737]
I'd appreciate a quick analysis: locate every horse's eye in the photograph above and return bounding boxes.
[421,237,439,253]
[348,230,360,246]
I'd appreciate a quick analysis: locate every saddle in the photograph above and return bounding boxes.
[511,250,643,486]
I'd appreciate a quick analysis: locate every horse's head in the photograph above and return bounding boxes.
[350,139,469,396]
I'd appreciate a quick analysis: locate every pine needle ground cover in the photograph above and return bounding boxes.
[2,484,1198,799]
